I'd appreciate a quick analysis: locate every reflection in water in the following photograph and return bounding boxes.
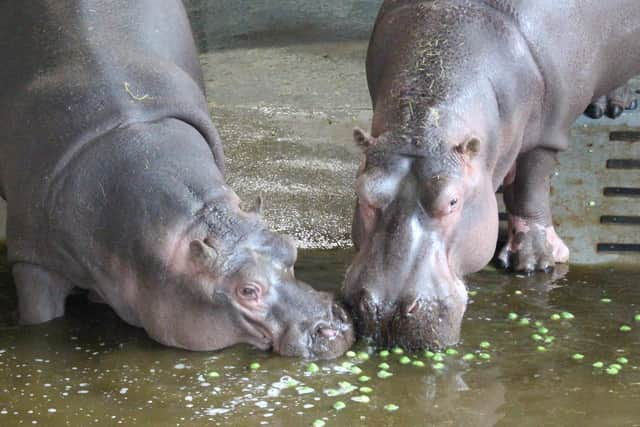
[0,250,638,426]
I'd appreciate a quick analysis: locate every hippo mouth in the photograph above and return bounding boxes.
[239,314,274,351]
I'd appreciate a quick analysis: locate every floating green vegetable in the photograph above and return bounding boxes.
[538,327,549,335]
[606,366,620,375]
[412,360,425,368]
[519,318,531,326]
[378,362,390,370]
[296,386,314,395]
[508,312,519,320]
[619,325,632,332]
[432,362,445,370]
[313,419,326,427]
[357,352,370,361]
[432,353,444,362]
[478,353,491,360]
[399,356,411,365]
[307,363,320,373]
[616,357,629,365]
[207,371,220,378]
[377,370,393,379]
[379,350,390,358]
[249,362,261,370]
[341,361,354,369]
[424,350,435,358]
[479,341,491,349]
[384,404,400,412]
[600,298,611,303]
[333,401,346,411]
[544,336,555,344]
[445,348,459,356]
[350,366,363,375]
[351,395,370,403]
[531,334,543,341]
[359,386,373,394]
[634,314,640,322]
[536,346,547,352]
[358,375,371,382]
[346,351,356,358]
[462,353,476,361]
[592,361,604,368]
[392,347,404,355]
[561,312,575,320]
[572,353,584,360]
[325,388,340,397]
[550,314,561,321]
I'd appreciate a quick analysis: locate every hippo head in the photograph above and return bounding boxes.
[137,196,354,359]
[344,120,498,350]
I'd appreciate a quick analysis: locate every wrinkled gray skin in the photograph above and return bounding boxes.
[344,0,640,350]
[0,0,353,359]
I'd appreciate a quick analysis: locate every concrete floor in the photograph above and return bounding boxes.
[200,40,372,248]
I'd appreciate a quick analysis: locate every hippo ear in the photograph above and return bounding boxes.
[455,137,481,158]
[353,127,375,150]
[248,195,264,216]
[189,238,219,272]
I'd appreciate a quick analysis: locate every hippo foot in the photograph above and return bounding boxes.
[497,215,570,274]
[584,86,637,119]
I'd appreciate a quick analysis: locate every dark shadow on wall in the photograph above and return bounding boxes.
[183,0,383,51]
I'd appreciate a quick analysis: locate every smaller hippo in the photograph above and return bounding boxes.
[0,0,353,358]
[344,0,640,350]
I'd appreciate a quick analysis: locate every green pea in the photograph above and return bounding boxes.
[536,346,547,352]
[207,371,220,378]
[358,375,371,382]
[333,401,346,411]
[357,352,370,361]
[351,395,370,403]
[350,366,363,375]
[572,353,584,361]
[606,366,620,375]
[379,350,390,358]
[478,353,491,360]
[249,362,261,370]
[561,312,575,320]
[359,386,373,394]
[378,362,390,370]
[616,357,629,365]
[313,419,326,427]
[538,327,549,335]
[346,351,356,358]
[412,360,425,368]
[424,350,435,358]
[619,325,632,332]
[462,353,476,361]
[445,348,459,356]
[377,370,393,379]
[432,353,444,362]
[600,298,612,303]
[479,341,491,349]
[531,334,543,341]
[592,361,604,368]
[399,356,411,365]
[507,312,519,320]
[307,363,320,373]
[432,362,445,370]
[392,347,404,355]
[519,318,531,326]
[550,314,561,321]
[384,404,400,412]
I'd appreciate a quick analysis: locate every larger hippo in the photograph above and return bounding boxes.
[0,0,353,358]
[344,0,640,349]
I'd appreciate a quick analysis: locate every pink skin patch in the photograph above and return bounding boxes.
[544,225,570,263]
[504,215,530,252]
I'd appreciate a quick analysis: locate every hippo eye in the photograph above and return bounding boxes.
[449,198,458,207]
[237,284,261,301]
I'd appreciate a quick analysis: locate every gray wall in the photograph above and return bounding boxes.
[183,0,382,50]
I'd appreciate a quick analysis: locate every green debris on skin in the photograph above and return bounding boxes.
[384,404,400,412]
[307,363,320,373]
[333,401,346,411]
[378,362,390,370]
[561,312,575,320]
[249,362,261,370]
[619,325,632,332]
[207,371,220,378]
[507,312,519,320]
[313,419,326,427]
[399,356,411,365]
[572,353,585,361]
[377,370,393,379]
[345,351,357,358]
[351,395,370,403]
[462,353,476,361]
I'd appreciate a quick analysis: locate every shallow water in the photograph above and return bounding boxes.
[0,251,639,426]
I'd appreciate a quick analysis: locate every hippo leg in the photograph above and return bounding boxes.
[13,263,74,324]
[498,148,570,273]
[584,85,637,119]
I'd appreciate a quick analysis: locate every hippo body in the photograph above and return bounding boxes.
[345,0,640,349]
[0,0,353,358]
